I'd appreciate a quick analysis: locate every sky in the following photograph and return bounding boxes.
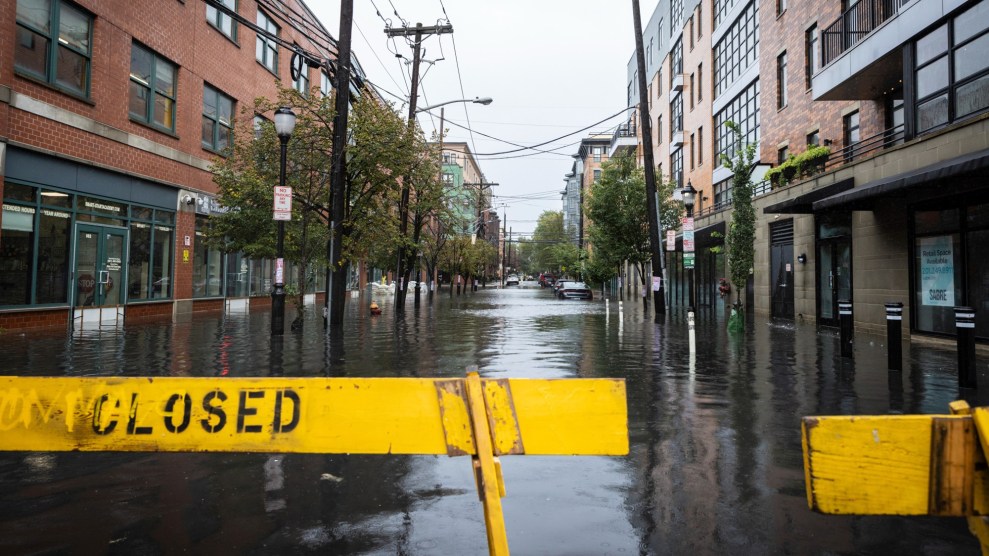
[310,1,643,237]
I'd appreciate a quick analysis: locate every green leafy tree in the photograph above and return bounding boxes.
[530,211,569,273]
[209,86,422,325]
[721,121,757,331]
[585,152,680,294]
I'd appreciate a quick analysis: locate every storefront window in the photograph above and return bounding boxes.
[152,226,172,299]
[249,258,272,296]
[0,203,36,305]
[36,208,70,303]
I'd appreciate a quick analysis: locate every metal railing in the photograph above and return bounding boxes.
[822,0,909,65]
[612,122,638,140]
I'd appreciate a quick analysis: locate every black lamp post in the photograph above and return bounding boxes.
[271,106,296,336]
[681,181,697,313]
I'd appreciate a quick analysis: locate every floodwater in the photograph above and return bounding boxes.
[0,284,982,554]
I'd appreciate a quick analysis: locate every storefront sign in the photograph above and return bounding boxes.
[920,235,954,306]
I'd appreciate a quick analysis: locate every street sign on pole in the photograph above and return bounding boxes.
[273,186,292,220]
[666,230,675,251]
[684,253,695,269]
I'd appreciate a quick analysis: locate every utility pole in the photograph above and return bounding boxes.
[501,207,507,287]
[326,0,353,330]
[386,23,453,313]
[632,0,667,319]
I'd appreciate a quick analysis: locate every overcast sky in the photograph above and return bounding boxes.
[310,1,642,236]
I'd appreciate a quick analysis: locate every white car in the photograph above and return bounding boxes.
[505,275,520,286]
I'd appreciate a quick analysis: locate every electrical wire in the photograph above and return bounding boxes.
[449,33,480,158]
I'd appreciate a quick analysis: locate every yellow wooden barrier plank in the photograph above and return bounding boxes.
[0,376,627,456]
[802,414,973,515]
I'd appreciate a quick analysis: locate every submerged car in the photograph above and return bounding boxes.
[558,281,593,300]
[505,275,520,286]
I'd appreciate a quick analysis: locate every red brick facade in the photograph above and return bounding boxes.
[0,0,337,332]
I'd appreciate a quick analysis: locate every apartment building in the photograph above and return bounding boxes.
[0,0,361,332]
[438,142,487,235]
[626,0,989,339]
[561,134,611,251]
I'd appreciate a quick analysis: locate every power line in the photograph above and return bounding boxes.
[468,108,628,156]
[448,33,479,158]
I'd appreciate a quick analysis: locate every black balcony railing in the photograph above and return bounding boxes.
[614,122,637,139]
[822,0,909,66]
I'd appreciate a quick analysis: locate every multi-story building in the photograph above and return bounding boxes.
[438,142,487,235]
[0,0,362,332]
[625,0,988,340]
[562,134,611,251]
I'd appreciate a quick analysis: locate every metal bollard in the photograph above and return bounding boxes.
[838,300,853,359]
[885,302,903,371]
[955,306,977,388]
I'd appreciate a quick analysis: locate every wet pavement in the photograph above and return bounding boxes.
[0,285,984,554]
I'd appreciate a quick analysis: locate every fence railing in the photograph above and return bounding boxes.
[822,0,909,65]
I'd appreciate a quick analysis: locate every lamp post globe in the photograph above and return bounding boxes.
[271,106,296,336]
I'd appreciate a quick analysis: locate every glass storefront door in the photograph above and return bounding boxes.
[74,224,126,307]
[817,239,852,327]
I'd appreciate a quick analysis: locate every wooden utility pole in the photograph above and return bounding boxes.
[326,0,353,330]
[386,23,453,312]
[632,0,667,318]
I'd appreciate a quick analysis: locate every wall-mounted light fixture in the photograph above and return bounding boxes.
[797,253,807,264]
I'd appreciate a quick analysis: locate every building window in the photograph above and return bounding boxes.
[593,169,602,183]
[697,4,703,38]
[807,129,820,146]
[914,0,989,133]
[671,39,683,84]
[293,50,310,97]
[321,71,333,97]
[714,2,759,99]
[689,18,695,49]
[805,24,818,90]
[671,148,683,188]
[648,84,653,107]
[671,0,684,34]
[690,133,695,168]
[253,115,269,140]
[202,84,234,153]
[777,0,786,16]
[714,178,733,208]
[778,145,789,164]
[698,126,704,165]
[14,0,93,97]
[671,93,683,138]
[777,52,788,109]
[593,146,603,162]
[206,0,237,40]
[256,9,279,74]
[843,110,860,161]
[658,115,663,144]
[658,18,664,44]
[689,74,695,109]
[715,79,760,163]
[649,37,654,66]
[129,43,177,132]
[697,63,703,102]
[658,70,663,96]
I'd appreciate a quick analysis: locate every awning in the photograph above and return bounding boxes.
[762,179,854,214]
[812,147,989,212]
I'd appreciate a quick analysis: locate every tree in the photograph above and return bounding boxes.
[585,152,680,297]
[530,211,569,273]
[209,86,423,326]
[721,121,757,331]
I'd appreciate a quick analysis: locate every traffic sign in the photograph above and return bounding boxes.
[684,253,695,269]
[273,186,292,220]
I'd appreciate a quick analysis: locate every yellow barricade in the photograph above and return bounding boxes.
[0,373,628,555]
[802,400,989,553]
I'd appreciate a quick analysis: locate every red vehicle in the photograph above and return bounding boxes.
[538,273,556,287]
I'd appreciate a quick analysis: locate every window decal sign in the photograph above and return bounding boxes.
[920,235,954,306]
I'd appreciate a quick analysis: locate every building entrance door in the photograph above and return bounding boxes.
[770,220,795,320]
[74,224,126,308]
[817,239,852,327]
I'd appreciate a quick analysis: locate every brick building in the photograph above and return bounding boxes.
[0,0,361,331]
[624,0,989,339]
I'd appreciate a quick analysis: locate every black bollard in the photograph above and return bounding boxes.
[955,306,977,388]
[885,302,903,371]
[838,300,853,359]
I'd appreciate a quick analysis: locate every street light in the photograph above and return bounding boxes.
[416,97,493,113]
[271,106,296,336]
[681,181,697,314]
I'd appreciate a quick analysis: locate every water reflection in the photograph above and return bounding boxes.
[0,289,980,553]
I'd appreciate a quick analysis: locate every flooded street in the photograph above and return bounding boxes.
[0,286,981,554]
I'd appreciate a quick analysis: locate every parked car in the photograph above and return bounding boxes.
[558,281,593,300]
[506,275,520,286]
[552,280,570,296]
[538,273,556,287]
